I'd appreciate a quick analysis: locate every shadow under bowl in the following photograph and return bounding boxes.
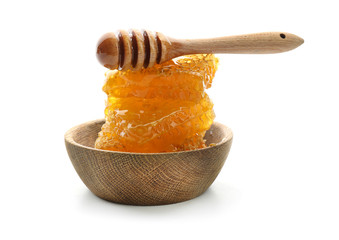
[65,119,233,206]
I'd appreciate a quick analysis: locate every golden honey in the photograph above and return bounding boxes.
[95,54,218,153]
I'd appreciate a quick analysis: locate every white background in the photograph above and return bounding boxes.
[1,0,338,239]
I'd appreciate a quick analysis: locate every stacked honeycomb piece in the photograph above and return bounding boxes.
[95,54,219,153]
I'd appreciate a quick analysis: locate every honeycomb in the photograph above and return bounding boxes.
[95,54,219,153]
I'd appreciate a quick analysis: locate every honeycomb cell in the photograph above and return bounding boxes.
[95,54,219,153]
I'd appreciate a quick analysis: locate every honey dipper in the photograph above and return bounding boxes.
[96,30,304,70]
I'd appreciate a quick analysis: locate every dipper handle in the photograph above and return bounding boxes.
[96,30,304,70]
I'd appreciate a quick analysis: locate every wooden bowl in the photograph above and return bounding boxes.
[65,119,233,205]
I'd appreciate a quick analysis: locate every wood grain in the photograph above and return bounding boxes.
[169,32,304,57]
[65,119,233,205]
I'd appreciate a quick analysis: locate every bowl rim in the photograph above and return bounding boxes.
[65,119,233,156]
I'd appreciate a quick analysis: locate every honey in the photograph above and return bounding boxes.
[95,54,219,153]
